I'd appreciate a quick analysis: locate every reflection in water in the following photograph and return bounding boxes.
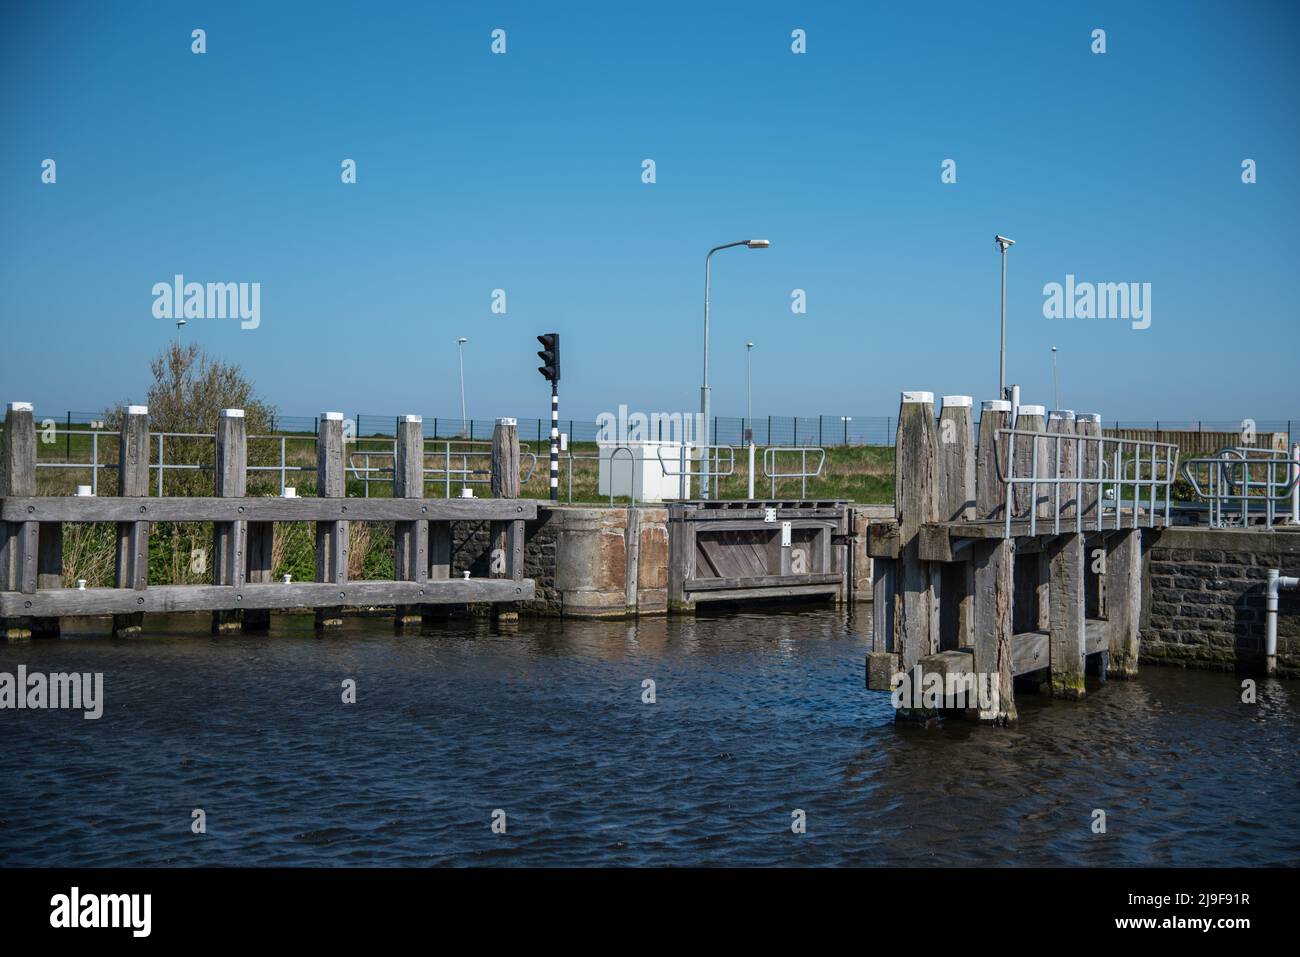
[0,608,1295,867]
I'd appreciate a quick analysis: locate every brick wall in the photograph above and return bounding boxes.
[1144,527,1300,676]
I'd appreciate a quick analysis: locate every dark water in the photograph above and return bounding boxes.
[1,609,1297,867]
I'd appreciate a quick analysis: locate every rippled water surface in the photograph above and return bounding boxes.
[1,609,1296,866]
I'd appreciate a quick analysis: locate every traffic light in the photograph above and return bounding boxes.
[537,333,560,382]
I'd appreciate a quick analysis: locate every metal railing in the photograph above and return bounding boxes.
[994,428,1180,537]
[656,444,735,500]
[762,447,825,498]
[32,429,535,499]
[1180,446,1300,528]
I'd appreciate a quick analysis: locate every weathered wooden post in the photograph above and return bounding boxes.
[894,391,939,684]
[1046,529,1086,698]
[972,537,1017,724]
[1048,410,1077,521]
[393,415,427,627]
[1011,405,1045,518]
[975,399,1012,521]
[212,409,247,634]
[0,402,37,640]
[112,405,150,637]
[315,412,348,629]
[490,418,523,622]
[938,396,975,522]
[1106,529,1142,678]
[938,396,975,650]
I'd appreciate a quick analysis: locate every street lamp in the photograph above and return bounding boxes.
[746,341,755,498]
[996,235,1015,399]
[175,318,186,343]
[456,337,469,437]
[1051,345,1060,411]
[702,239,769,498]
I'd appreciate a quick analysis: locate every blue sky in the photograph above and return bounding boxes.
[2,1,1297,424]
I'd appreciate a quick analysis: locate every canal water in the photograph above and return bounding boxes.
[1,609,1296,867]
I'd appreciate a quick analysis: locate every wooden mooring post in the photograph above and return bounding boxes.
[315,412,348,629]
[112,406,150,637]
[490,418,524,622]
[0,402,37,640]
[393,415,428,627]
[212,409,248,634]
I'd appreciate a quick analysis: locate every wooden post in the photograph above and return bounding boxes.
[1,402,37,640]
[1046,532,1086,698]
[893,392,939,683]
[938,396,975,522]
[1011,405,1044,519]
[489,418,523,621]
[1048,410,1077,521]
[976,400,1012,521]
[668,504,696,614]
[1106,529,1142,678]
[972,538,1016,724]
[938,396,975,650]
[1078,411,1102,521]
[212,409,247,634]
[112,405,150,637]
[315,412,348,629]
[393,415,427,626]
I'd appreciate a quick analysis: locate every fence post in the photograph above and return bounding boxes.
[112,405,150,637]
[212,409,248,634]
[393,415,427,627]
[894,391,940,680]
[315,412,348,629]
[1,402,38,640]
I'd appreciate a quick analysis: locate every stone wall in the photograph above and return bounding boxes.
[1144,527,1300,676]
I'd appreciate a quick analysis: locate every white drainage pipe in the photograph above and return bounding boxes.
[1266,569,1299,675]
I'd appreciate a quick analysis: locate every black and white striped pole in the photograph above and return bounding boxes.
[537,333,561,502]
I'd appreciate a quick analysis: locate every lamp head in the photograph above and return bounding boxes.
[745,239,770,249]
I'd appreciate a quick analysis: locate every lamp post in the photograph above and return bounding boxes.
[841,415,852,446]
[175,318,186,343]
[456,337,469,437]
[996,235,1015,399]
[702,239,769,499]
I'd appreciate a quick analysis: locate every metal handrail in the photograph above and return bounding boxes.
[32,428,534,499]
[762,446,825,498]
[993,428,1179,537]
[1181,446,1300,528]
[656,444,735,499]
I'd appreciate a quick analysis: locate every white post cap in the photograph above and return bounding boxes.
[220,408,245,418]
[981,400,1012,412]
[497,417,517,426]
[1048,409,1076,420]
[1077,413,1102,424]
[321,411,344,421]
[127,405,149,416]
[1018,404,1046,417]
[941,395,973,408]
[401,414,422,424]
[7,401,33,413]
[901,391,935,404]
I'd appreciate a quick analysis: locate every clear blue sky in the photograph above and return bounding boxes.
[2,1,1297,424]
